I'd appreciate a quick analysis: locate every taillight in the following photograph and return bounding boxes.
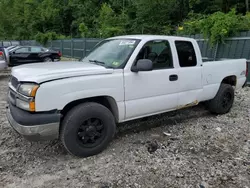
[0,51,3,60]
[58,51,62,57]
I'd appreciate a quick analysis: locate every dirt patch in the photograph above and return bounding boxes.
[0,76,249,188]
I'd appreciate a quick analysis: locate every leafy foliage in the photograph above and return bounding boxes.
[79,23,89,37]
[177,12,206,35]
[179,9,250,45]
[35,32,67,45]
[201,9,241,44]
[0,0,249,45]
[97,3,128,38]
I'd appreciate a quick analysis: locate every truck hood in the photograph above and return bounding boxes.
[11,61,114,83]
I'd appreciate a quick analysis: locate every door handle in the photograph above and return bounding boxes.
[169,74,178,81]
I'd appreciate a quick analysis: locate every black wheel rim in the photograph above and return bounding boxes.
[77,118,105,148]
[221,91,232,109]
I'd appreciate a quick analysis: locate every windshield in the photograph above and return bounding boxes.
[7,46,17,50]
[82,39,140,69]
[8,46,20,52]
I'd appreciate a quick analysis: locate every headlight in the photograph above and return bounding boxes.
[16,99,36,112]
[18,83,39,97]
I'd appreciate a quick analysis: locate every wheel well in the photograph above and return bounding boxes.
[221,76,236,86]
[61,96,119,122]
[43,56,53,60]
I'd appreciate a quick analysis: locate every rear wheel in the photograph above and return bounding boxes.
[43,57,52,62]
[207,83,234,114]
[60,102,116,157]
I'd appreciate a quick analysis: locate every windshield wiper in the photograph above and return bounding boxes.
[89,59,113,69]
[89,59,106,66]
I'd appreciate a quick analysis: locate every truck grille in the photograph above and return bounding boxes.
[10,76,19,89]
[8,89,16,106]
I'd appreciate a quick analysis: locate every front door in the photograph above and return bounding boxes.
[124,40,179,120]
[10,47,31,65]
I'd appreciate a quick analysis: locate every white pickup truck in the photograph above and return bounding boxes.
[7,35,248,157]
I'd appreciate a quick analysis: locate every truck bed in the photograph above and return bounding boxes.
[202,58,247,89]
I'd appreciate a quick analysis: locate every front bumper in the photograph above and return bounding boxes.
[6,104,61,141]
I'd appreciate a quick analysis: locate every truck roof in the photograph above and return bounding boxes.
[109,35,195,41]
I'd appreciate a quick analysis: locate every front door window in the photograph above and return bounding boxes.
[135,40,173,70]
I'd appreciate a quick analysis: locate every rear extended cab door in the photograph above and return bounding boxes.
[174,39,203,108]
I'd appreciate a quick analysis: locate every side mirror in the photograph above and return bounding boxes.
[131,59,153,72]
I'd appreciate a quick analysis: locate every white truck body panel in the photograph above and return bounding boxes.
[35,69,125,121]
[124,68,179,119]
[11,61,113,83]
[10,35,247,123]
[200,59,247,101]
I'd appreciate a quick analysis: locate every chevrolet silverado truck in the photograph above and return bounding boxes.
[6,35,248,157]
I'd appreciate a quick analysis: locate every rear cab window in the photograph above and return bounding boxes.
[175,41,197,67]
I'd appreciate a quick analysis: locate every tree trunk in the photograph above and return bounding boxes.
[246,0,249,12]
[179,0,184,21]
[222,0,229,13]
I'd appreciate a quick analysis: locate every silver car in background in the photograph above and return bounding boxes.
[0,48,9,70]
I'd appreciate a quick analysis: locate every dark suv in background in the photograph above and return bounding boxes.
[8,46,61,66]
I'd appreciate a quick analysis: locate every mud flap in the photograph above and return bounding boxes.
[242,79,248,88]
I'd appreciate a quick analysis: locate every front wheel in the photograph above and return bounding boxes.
[60,102,116,157]
[206,83,235,114]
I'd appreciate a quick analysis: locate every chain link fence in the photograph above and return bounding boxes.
[45,38,102,59]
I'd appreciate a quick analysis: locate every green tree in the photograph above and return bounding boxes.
[0,0,249,41]
[97,3,128,37]
[178,8,250,45]
[132,0,179,34]
[79,23,88,37]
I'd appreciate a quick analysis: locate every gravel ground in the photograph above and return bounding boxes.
[0,75,250,188]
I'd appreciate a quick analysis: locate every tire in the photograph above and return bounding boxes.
[60,102,116,157]
[43,57,52,62]
[207,83,234,114]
